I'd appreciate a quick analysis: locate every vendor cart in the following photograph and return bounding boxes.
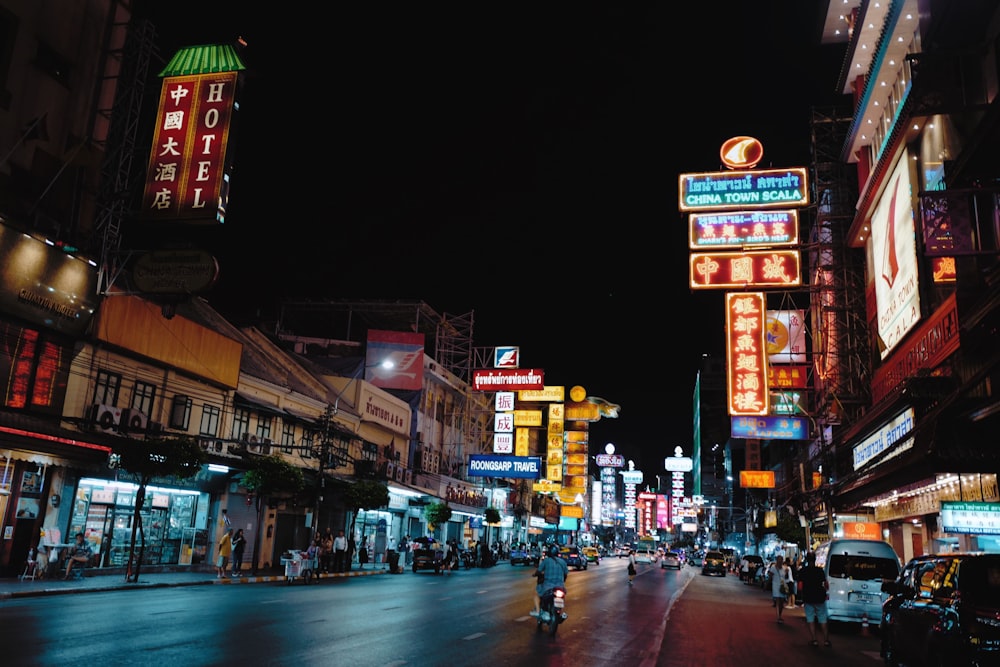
[280,550,317,584]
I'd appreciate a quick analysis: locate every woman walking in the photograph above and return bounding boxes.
[767,555,793,623]
[627,548,637,586]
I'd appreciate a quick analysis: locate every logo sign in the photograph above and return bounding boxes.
[494,346,519,368]
[678,167,809,212]
[739,470,775,488]
[689,209,799,249]
[472,368,544,391]
[468,455,542,479]
[595,453,625,468]
[719,135,764,169]
[841,521,882,540]
[691,250,801,289]
[766,310,807,363]
[941,502,1000,535]
[731,416,807,440]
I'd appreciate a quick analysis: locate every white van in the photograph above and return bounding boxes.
[813,539,902,624]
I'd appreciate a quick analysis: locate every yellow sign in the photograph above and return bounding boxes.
[519,386,565,402]
[739,470,776,488]
[561,505,584,519]
[533,479,562,493]
[570,385,586,402]
[565,401,599,421]
[513,410,542,426]
[565,430,588,443]
[515,428,530,456]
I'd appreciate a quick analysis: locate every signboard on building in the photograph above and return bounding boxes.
[726,292,769,416]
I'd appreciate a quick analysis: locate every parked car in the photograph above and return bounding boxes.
[702,550,727,576]
[509,543,540,566]
[411,547,444,574]
[880,552,1000,667]
[582,546,601,564]
[558,545,588,571]
[661,551,682,570]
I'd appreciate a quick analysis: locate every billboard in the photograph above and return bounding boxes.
[366,330,425,391]
[679,167,809,212]
[765,310,806,363]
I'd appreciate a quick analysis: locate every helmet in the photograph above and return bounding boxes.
[548,545,560,558]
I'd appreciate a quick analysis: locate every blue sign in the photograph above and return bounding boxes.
[730,416,807,440]
[467,455,543,479]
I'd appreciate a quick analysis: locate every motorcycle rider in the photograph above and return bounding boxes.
[531,544,569,617]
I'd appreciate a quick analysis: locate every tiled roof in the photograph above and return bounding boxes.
[159,44,246,77]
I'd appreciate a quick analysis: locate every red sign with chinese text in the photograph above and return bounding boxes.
[767,365,809,389]
[726,292,769,416]
[142,72,237,223]
[689,250,801,289]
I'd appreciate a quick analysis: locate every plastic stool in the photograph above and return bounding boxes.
[19,560,37,582]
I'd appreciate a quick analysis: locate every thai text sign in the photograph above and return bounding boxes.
[472,368,544,391]
[941,501,1000,535]
[852,407,915,471]
[726,292,769,416]
[731,416,807,440]
[690,250,801,289]
[679,167,809,211]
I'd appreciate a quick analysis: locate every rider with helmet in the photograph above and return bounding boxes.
[531,543,569,617]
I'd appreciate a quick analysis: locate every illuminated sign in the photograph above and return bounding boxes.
[518,386,565,402]
[852,407,915,470]
[472,368,544,391]
[725,292,769,416]
[731,416,807,440]
[468,455,543,479]
[620,470,643,485]
[769,391,806,415]
[142,65,240,223]
[596,453,625,468]
[841,521,882,540]
[871,150,920,360]
[766,310,806,363]
[719,135,764,170]
[739,470,775,488]
[690,250,801,289]
[768,365,809,389]
[678,167,809,212]
[941,501,1000,535]
[494,346,519,368]
[689,210,799,249]
[513,410,543,426]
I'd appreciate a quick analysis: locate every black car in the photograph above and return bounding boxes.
[411,548,444,574]
[509,543,540,566]
[558,546,588,571]
[880,552,1000,667]
[701,550,727,576]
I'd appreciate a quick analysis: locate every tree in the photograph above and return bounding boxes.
[423,501,452,537]
[344,479,390,564]
[484,507,501,545]
[242,455,304,574]
[114,436,206,583]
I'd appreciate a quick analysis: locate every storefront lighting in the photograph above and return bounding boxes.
[79,477,200,495]
[207,464,229,473]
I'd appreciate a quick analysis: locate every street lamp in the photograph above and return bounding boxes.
[312,359,394,536]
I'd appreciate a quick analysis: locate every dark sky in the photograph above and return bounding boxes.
[134,3,847,474]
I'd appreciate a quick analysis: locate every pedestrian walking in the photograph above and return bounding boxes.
[321,528,334,573]
[216,528,233,579]
[332,529,348,573]
[786,557,798,608]
[627,548,637,586]
[798,551,831,648]
[766,555,793,623]
[230,528,246,577]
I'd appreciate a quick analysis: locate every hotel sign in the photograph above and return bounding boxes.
[679,167,809,212]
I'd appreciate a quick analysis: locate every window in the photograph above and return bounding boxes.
[281,421,295,454]
[131,381,156,417]
[170,395,192,430]
[360,441,377,464]
[232,407,250,440]
[199,404,221,438]
[94,370,120,406]
[301,429,315,458]
[255,415,272,442]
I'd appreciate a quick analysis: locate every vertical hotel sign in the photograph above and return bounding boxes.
[726,292,768,416]
[142,45,245,224]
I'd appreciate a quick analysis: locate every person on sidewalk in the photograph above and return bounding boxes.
[766,555,793,623]
[63,532,92,580]
[216,528,233,579]
[332,529,348,573]
[785,557,798,608]
[627,548,637,586]
[230,529,246,577]
[798,551,831,647]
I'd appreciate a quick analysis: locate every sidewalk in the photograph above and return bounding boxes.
[0,563,392,600]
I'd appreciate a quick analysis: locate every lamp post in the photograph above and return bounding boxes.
[312,359,394,537]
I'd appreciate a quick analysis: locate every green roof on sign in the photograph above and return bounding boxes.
[159,44,246,77]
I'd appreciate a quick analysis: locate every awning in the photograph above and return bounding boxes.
[283,408,316,425]
[234,393,285,417]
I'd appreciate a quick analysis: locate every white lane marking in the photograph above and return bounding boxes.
[463,633,485,640]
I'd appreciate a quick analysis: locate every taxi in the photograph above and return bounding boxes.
[582,546,601,564]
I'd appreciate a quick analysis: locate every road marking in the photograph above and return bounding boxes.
[463,633,485,640]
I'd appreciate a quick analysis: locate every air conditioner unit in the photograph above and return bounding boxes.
[404,469,413,484]
[120,408,148,435]
[394,465,404,483]
[91,404,122,434]
[261,438,273,455]
[198,437,212,451]
[385,462,395,479]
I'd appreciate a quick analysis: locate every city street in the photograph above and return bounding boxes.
[0,558,884,666]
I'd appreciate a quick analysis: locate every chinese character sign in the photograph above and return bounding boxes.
[142,72,238,223]
[726,292,769,416]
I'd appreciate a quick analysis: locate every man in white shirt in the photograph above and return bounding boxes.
[332,530,348,572]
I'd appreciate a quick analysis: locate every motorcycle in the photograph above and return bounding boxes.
[536,585,568,636]
[459,548,476,570]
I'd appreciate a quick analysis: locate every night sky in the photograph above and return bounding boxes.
[133,2,848,473]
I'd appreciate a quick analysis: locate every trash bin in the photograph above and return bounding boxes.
[387,549,400,573]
